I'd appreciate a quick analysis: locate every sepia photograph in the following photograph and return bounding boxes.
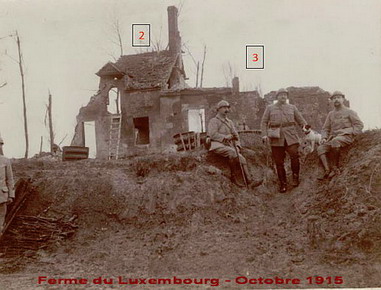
[0,0,380,288]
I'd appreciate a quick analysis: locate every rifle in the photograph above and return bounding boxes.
[232,139,248,189]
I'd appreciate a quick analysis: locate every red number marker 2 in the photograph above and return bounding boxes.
[132,24,150,47]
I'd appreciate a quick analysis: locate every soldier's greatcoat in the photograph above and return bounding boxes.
[207,115,246,163]
[261,103,307,147]
[208,116,241,151]
[317,106,364,155]
[0,156,14,204]
[321,106,364,139]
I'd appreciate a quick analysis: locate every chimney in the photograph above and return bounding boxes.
[168,6,181,54]
[232,77,239,93]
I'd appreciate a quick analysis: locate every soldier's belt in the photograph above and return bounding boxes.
[269,122,296,128]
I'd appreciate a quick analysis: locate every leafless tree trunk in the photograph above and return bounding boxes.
[222,61,236,87]
[195,62,199,88]
[200,45,206,87]
[16,31,29,158]
[152,24,164,52]
[110,20,123,113]
[183,43,200,88]
[114,20,123,57]
[58,134,68,147]
[48,90,54,152]
[39,136,43,154]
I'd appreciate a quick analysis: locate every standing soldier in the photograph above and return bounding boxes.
[0,136,15,234]
[208,100,262,188]
[261,88,307,193]
[317,91,364,179]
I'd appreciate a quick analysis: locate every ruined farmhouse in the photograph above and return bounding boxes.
[71,6,335,159]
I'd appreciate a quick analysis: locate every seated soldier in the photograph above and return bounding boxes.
[207,100,262,188]
[317,91,364,179]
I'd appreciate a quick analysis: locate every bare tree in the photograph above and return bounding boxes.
[39,136,43,154]
[200,45,207,87]
[47,90,55,152]
[222,61,236,87]
[0,61,6,89]
[183,43,199,87]
[58,134,68,147]
[113,20,124,57]
[103,18,125,61]
[107,19,124,115]
[152,23,166,52]
[183,43,207,88]
[177,0,186,16]
[15,31,29,158]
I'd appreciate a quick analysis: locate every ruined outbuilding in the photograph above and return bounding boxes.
[71,6,340,159]
[71,6,266,159]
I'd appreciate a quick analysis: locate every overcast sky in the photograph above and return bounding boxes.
[1,0,380,158]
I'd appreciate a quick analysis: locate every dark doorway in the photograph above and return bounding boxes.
[133,117,150,145]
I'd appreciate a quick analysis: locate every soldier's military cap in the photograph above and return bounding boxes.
[217,100,230,110]
[330,91,345,99]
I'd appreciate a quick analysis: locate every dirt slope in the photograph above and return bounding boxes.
[0,130,380,289]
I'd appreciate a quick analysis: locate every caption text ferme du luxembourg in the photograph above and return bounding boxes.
[38,276,344,286]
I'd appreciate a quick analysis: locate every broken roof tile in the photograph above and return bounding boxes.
[97,50,178,90]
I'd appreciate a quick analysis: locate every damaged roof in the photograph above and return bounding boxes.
[96,50,180,90]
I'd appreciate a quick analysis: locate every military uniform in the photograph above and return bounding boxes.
[317,106,364,156]
[207,100,263,188]
[208,116,245,163]
[0,155,15,232]
[261,100,307,191]
[261,103,307,147]
[317,91,364,180]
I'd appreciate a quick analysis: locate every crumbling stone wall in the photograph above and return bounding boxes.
[73,78,340,158]
[71,80,122,159]
[227,91,266,130]
[159,88,265,151]
[119,89,162,156]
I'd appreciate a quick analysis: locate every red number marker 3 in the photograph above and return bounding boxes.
[246,45,264,69]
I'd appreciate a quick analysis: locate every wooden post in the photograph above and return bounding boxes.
[199,111,204,133]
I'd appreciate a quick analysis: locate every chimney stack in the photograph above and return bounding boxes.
[168,6,181,54]
[232,77,239,93]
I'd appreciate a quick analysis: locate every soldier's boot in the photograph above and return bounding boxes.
[229,158,246,187]
[290,156,300,187]
[318,154,330,180]
[292,173,299,187]
[276,165,287,193]
[328,147,340,178]
[242,164,263,189]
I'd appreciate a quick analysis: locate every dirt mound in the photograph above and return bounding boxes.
[1,130,380,288]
